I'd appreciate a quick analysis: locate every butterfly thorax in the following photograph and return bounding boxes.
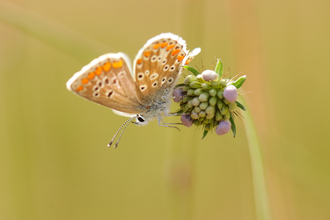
[139,95,171,121]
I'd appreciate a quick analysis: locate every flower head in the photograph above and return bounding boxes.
[174,59,247,138]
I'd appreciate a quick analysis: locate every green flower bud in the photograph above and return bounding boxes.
[194,106,201,113]
[199,102,208,110]
[217,90,224,99]
[183,104,190,112]
[223,99,230,105]
[187,100,193,108]
[209,96,217,106]
[187,89,195,96]
[209,88,217,97]
[182,96,191,103]
[215,111,222,121]
[199,92,210,102]
[206,113,214,119]
[205,106,215,115]
[189,81,202,89]
[201,83,212,90]
[196,74,204,82]
[228,102,237,111]
[194,88,203,96]
[194,120,202,126]
[191,112,199,119]
[192,97,200,106]
[182,86,190,92]
[198,111,206,118]
[223,112,230,120]
[211,81,219,87]
[220,105,229,115]
[184,75,196,85]
[217,99,224,110]
[198,117,205,121]
[204,119,212,124]
[220,79,227,87]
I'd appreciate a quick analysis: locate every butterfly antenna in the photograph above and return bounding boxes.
[107,116,135,148]
[113,117,135,148]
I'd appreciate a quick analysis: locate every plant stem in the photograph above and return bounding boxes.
[240,97,272,220]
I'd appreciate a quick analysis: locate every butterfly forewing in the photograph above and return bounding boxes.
[133,34,189,99]
[66,53,144,114]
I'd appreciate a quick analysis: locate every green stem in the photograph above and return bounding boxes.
[240,97,272,220]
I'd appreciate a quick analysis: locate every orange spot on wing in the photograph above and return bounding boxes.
[76,85,83,91]
[95,66,102,75]
[137,58,142,64]
[177,55,185,62]
[118,60,123,68]
[81,78,89,84]
[166,44,175,51]
[172,49,181,56]
[185,59,191,65]
[88,72,95,79]
[160,42,168,48]
[113,60,123,68]
[103,61,111,72]
[144,51,151,57]
[153,43,160,49]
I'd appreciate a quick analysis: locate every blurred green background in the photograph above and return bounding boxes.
[1,0,329,219]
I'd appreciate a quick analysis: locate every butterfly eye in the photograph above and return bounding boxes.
[135,115,149,126]
[137,115,145,122]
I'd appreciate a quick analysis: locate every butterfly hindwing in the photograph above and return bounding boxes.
[66,53,144,114]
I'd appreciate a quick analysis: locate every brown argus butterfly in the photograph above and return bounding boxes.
[66,33,200,147]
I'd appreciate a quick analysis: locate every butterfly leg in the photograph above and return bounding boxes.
[164,107,181,117]
[158,116,180,131]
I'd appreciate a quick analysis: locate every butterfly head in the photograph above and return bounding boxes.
[135,114,149,126]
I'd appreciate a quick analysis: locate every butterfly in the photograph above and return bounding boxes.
[66,33,201,147]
